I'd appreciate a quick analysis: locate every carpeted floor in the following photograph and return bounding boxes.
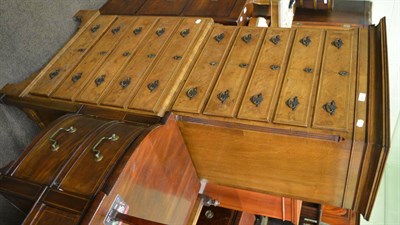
[0,1,107,224]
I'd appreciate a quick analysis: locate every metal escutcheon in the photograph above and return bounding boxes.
[156,28,165,37]
[49,69,60,79]
[286,96,299,111]
[270,65,280,70]
[186,87,198,100]
[250,93,263,107]
[239,63,249,68]
[300,36,311,46]
[95,75,106,86]
[217,89,230,104]
[92,134,119,162]
[133,27,142,35]
[304,67,313,73]
[242,34,252,43]
[338,71,349,76]
[173,55,182,60]
[91,24,100,33]
[180,29,190,37]
[214,33,225,43]
[111,26,121,34]
[71,73,82,83]
[120,77,131,89]
[147,80,159,92]
[270,35,281,45]
[323,100,336,115]
[332,38,343,49]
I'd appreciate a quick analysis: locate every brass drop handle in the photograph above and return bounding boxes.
[92,134,119,162]
[49,126,77,151]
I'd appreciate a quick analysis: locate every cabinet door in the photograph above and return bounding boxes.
[237,28,293,122]
[74,17,157,104]
[12,115,107,185]
[57,122,145,196]
[203,27,265,118]
[100,17,182,108]
[51,16,136,101]
[128,17,213,115]
[29,15,117,97]
[173,26,238,113]
[312,30,358,131]
[273,29,325,127]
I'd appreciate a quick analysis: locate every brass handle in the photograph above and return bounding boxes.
[49,126,77,151]
[92,134,119,162]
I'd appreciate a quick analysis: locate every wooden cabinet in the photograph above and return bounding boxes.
[0,11,390,222]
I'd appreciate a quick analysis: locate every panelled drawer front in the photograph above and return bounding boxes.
[273,29,325,127]
[12,116,107,185]
[51,16,135,101]
[312,30,358,131]
[74,17,157,104]
[137,0,188,15]
[238,28,293,121]
[58,123,144,196]
[203,27,265,117]
[29,15,117,97]
[100,17,182,108]
[173,26,238,113]
[129,18,213,114]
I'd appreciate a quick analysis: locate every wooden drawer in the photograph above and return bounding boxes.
[312,29,358,131]
[29,15,117,97]
[51,16,135,101]
[74,17,157,104]
[12,115,107,185]
[100,17,182,108]
[128,17,213,115]
[273,29,325,127]
[203,27,265,117]
[57,122,145,196]
[173,26,238,113]
[237,28,293,122]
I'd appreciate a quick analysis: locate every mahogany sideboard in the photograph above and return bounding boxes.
[0,10,389,224]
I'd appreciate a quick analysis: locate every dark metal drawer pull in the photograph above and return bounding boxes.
[71,73,82,83]
[300,36,311,47]
[49,126,77,151]
[270,65,280,70]
[332,38,343,49]
[186,87,198,100]
[49,69,60,79]
[95,75,106,86]
[147,80,159,92]
[239,63,249,68]
[122,52,131,57]
[250,93,263,107]
[323,100,336,115]
[91,24,100,33]
[77,48,86,52]
[217,89,230,104]
[173,55,182,60]
[180,29,190,37]
[270,35,281,45]
[242,34,252,43]
[338,71,349,76]
[133,27,142,35]
[304,67,313,73]
[112,26,121,34]
[92,134,119,162]
[100,51,108,55]
[286,96,299,111]
[120,77,131,89]
[156,28,165,37]
[209,61,218,66]
[214,33,225,42]
[147,53,156,58]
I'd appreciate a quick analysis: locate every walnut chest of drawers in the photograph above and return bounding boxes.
[0,11,390,221]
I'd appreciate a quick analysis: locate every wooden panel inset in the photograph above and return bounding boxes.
[183,0,238,17]
[100,17,182,108]
[312,29,358,131]
[173,26,238,113]
[12,116,107,185]
[238,28,293,122]
[273,29,325,127]
[29,15,116,97]
[137,0,189,15]
[129,18,213,115]
[75,17,157,104]
[203,27,265,118]
[59,123,144,196]
[51,16,136,101]
[23,204,80,225]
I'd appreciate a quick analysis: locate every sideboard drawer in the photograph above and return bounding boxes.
[12,115,107,185]
[203,27,265,117]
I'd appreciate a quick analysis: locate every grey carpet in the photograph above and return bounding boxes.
[0,1,107,224]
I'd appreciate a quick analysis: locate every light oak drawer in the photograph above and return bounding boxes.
[237,28,293,122]
[52,16,135,101]
[29,15,117,97]
[100,17,182,108]
[312,30,358,131]
[203,27,265,118]
[173,26,238,113]
[273,29,325,127]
